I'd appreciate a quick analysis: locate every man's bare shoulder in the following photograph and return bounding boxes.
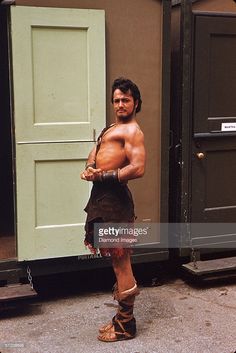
[120,122,144,137]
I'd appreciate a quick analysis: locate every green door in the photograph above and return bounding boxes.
[10,6,105,260]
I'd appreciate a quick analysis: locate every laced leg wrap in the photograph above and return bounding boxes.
[111,282,140,338]
[113,282,140,302]
[98,281,139,338]
[112,299,137,339]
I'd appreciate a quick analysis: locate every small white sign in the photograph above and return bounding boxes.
[221,122,236,131]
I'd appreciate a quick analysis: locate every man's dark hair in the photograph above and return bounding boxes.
[111,77,142,114]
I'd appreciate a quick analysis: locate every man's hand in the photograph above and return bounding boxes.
[80,167,102,182]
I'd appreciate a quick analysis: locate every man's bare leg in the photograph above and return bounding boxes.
[112,251,136,293]
[98,251,138,341]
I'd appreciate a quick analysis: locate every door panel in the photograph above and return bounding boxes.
[193,15,236,134]
[16,142,94,260]
[192,139,236,222]
[11,6,105,142]
[10,6,106,260]
[191,13,236,247]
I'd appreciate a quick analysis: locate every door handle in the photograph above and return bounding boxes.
[196,152,205,160]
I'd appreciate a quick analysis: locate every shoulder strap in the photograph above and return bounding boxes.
[97,123,115,142]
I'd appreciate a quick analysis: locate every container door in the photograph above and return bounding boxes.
[191,13,236,248]
[10,6,105,260]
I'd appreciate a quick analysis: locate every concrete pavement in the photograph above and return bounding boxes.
[0,270,236,353]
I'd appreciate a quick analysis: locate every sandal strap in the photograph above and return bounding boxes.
[116,308,134,321]
[114,314,134,324]
[114,318,135,338]
[98,316,136,342]
[113,280,140,301]
[98,325,134,341]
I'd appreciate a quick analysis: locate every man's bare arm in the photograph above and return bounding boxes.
[81,128,146,183]
[81,145,101,181]
[86,145,97,167]
[118,128,146,182]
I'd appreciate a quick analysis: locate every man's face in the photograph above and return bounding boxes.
[113,89,137,120]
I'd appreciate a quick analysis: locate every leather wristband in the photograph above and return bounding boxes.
[101,170,119,183]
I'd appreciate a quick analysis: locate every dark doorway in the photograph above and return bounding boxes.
[0,7,16,259]
[191,13,236,247]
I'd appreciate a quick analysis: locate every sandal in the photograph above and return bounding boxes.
[99,321,113,334]
[99,281,139,334]
[98,317,136,342]
[98,299,136,342]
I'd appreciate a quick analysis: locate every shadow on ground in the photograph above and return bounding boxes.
[0,259,235,320]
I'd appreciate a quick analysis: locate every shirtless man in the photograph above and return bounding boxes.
[81,77,146,342]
